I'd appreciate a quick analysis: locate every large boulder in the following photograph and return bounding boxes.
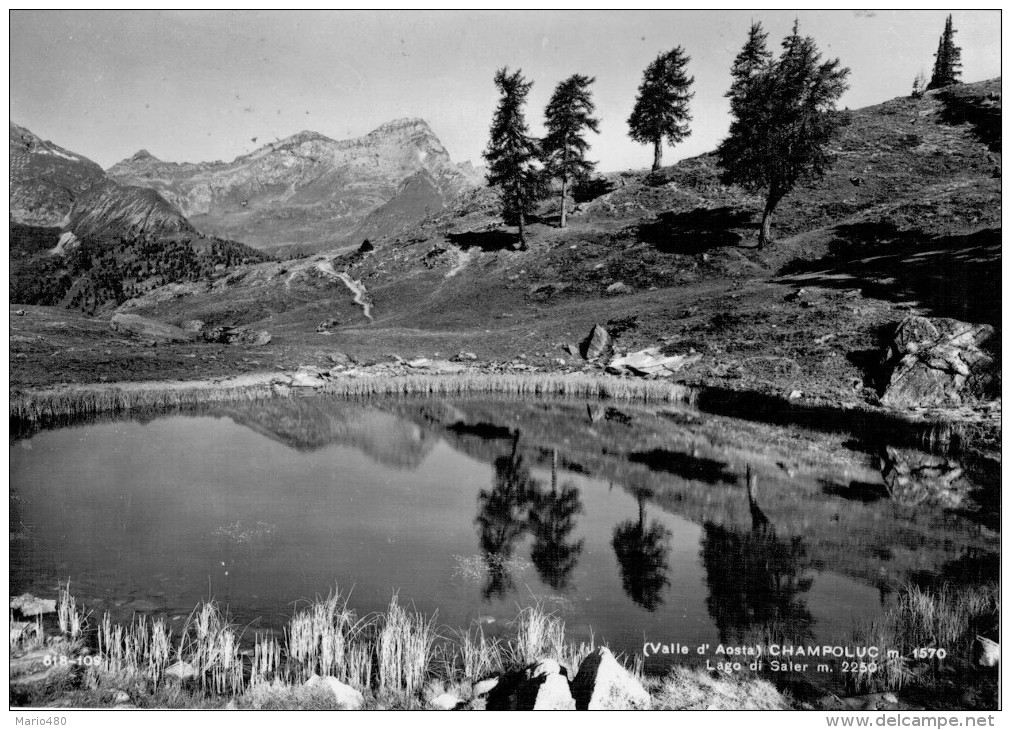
[110,313,195,343]
[571,647,651,710]
[580,324,612,361]
[880,316,997,408]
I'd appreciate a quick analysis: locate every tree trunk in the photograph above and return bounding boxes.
[652,139,662,171]
[559,175,567,228]
[517,209,527,251]
[758,197,777,249]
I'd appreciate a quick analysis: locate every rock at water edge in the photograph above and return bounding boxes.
[571,647,651,710]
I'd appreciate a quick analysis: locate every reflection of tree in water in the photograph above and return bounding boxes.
[476,432,536,599]
[529,450,585,590]
[612,485,672,612]
[475,439,585,599]
[701,466,815,645]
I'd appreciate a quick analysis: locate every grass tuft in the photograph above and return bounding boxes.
[847,583,998,693]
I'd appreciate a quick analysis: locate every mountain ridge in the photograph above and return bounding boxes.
[107,118,482,254]
[10,120,194,238]
[9,120,268,312]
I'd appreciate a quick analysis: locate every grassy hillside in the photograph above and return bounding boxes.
[10,80,1001,406]
[9,223,271,313]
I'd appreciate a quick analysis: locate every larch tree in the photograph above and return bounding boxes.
[727,21,773,106]
[716,21,850,249]
[928,14,963,90]
[627,47,694,171]
[484,67,540,250]
[542,74,600,228]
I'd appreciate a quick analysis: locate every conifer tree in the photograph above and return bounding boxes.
[484,67,540,250]
[928,14,963,90]
[717,21,850,249]
[627,47,694,171]
[728,21,773,106]
[542,74,600,228]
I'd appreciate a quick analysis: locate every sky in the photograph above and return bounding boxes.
[9,10,1002,172]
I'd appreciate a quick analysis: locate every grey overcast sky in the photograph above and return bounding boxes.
[10,9,1002,172]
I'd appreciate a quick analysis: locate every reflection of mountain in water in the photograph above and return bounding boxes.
[214,398,436,469]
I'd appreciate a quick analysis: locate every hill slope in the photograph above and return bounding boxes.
[11,80,1001,415]
[107,119,482,255]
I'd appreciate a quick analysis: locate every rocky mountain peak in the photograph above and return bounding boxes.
[104,116,481,253]
[274,129,335,148]
[129,149,159,162]
[367,117,434,137]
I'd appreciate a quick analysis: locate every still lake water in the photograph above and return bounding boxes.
[10,396,998,674]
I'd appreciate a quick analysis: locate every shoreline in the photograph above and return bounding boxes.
[12,584,996,710]
[9,368,999,458]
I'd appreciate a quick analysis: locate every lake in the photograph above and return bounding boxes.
[10,395,998,679]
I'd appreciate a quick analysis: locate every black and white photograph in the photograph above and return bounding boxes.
[8,8,1002,716]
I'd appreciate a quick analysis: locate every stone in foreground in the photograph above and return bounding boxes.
[486,658,576,710]
[473,677,500,697]
[531,673,576,710]
[571,647,651,710]
[164,661,197,681]
[303,674,365,709]
[428,693,463,710]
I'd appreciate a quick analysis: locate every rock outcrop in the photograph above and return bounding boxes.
[607,347,701,377]
[110,314,196,343]
[880,316,997,408]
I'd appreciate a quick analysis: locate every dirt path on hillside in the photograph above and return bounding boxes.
[316,261,373,320]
